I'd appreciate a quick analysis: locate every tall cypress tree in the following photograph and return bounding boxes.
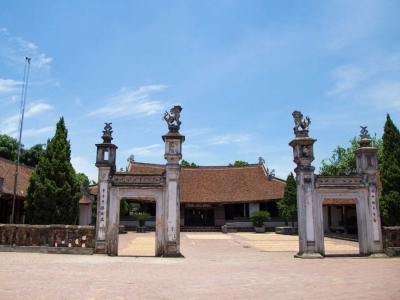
[25,117,82,224]
[379,114,400,226]
[277,172,297,227]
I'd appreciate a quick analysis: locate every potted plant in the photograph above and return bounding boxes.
[251,210,271,233]
[131,212,151,233]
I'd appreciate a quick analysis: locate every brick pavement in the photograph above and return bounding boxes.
[0,232,399,300]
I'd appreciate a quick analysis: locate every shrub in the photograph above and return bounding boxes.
[251,210,271,227]
[130,212,151,227]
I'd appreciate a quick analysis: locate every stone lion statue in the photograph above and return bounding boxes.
[292,110,311,132]
[162,105,182,131]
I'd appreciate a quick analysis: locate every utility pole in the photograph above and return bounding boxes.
[11,57,31,224]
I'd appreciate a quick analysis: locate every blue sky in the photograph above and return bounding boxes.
[1,1,399,181]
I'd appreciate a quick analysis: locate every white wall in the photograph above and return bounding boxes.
[249,203,259,215]
[79,204,92,225]
[323,206,329,232]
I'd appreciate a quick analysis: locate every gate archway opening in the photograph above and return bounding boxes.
[321,198,360,257]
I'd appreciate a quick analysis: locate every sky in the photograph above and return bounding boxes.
[1,1,399,181]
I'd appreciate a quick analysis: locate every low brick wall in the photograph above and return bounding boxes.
[382,226,400,257]
[0,224,95,248]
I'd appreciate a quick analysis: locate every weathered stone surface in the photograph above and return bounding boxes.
[275,226,298,235]
[254,227,266,233]
[382,226,400,247]
[382,226,400,257]
[0,224,95,248]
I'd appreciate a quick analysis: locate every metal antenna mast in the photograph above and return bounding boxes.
[11,57,31,224]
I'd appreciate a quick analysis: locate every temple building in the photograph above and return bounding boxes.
[91,159,288,229]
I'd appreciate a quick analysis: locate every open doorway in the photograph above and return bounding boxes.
[118,199,157,257]
[322,198,360,256]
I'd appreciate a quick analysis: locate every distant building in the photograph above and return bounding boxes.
[91,161,289,228]
[0,157,93,225]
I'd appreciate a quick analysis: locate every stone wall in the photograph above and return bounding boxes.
[0,224,95,248]
[382,226,400,257]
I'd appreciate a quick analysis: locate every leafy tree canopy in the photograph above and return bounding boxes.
[379,114,400,226]
[319,134,382,175]
[277,172,297,227]
[20,143,45,167]
[25,117,82,224]
[0,134,44,167]
[228,160,249,167]
[180,159,198,167]
[0,134,21,161]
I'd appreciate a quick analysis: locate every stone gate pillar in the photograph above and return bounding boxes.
[354,127,384,254]
[289,111,322,258]
[161,105,185,257]
[95,123,117,254]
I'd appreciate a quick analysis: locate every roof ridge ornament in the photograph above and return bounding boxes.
[292,110,311,137]
[162,105,182,133]
[102,123,113,143]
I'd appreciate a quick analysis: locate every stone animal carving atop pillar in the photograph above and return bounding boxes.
[292,110,311,137]
[162,105,182,133]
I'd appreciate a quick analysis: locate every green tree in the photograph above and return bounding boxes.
[76,172,90,194]
[120,198,129,216]
[277,173,297,227]
[228,160,249,167]
[25,117,82,224]
[20,144,45,167]
[379,114,400,226]
[319,134,382,175]
[180,159,197,167]
[0,134,21,161]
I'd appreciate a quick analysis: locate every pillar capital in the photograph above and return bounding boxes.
[162,133,185,165]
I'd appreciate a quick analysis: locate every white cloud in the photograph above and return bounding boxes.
[181,128,213,137]
[326,65,371,97]
[124,144,164,158]
[23,126,54,137]
[71,156,98,182]
[0,78,21,94]
[208,134,255,145]
[362,81,400,111]
[0,102,54,136]
[0,28,53,71]
[326,52,400,111]
[324,1,382,51]
[89,85,167,118]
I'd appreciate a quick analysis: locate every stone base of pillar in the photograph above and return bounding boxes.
[368,253,389,258]
[161,252,185,258]
[294,252,324,259]
[161,243,185,258]
[95,241,106,254]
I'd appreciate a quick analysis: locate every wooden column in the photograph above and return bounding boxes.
[328,206,332,230]
[342,206,348,234]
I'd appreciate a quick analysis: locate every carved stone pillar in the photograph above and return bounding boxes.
[289,111,322,258]
[161,105,185,257]
[354,128,384,254]
[95,123,117,254]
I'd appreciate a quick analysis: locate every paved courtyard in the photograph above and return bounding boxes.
[0,232,399,299]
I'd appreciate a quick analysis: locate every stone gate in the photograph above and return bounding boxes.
[289,111,384,258]
[94,106,184,257]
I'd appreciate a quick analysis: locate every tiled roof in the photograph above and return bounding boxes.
[89,185,98,196]
[79,194,93,205]
[127,162,286,204]
[0,157,34,199]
